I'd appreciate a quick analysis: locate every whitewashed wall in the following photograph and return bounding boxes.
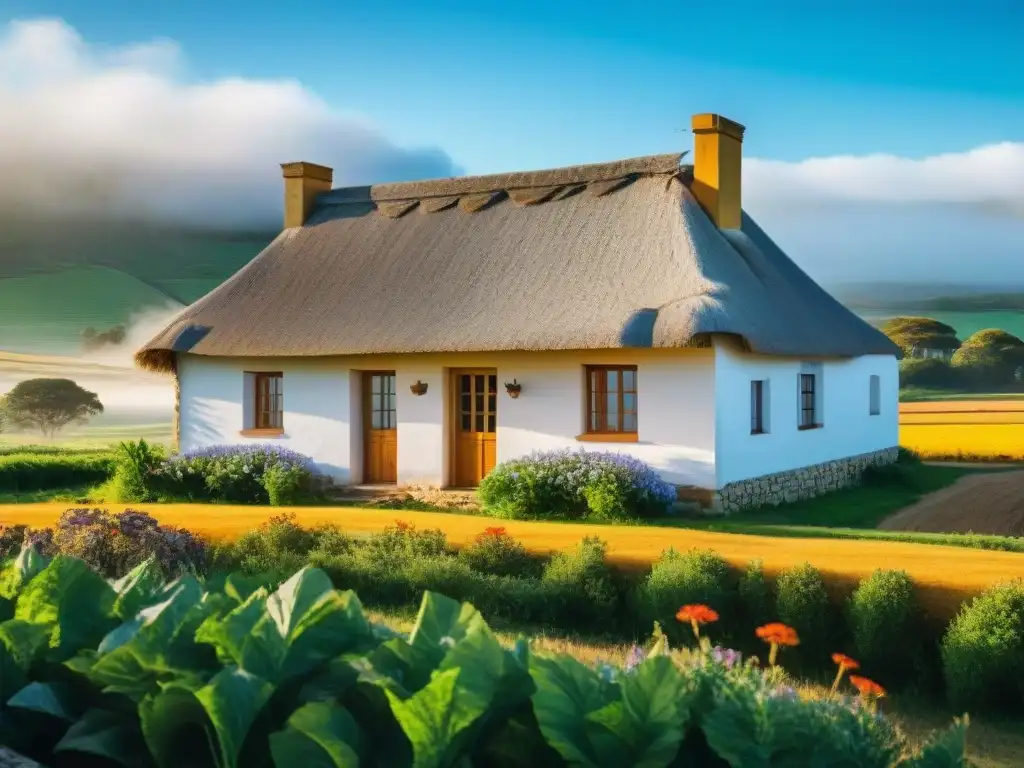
[175,349,717,488]
[712,338,899,487]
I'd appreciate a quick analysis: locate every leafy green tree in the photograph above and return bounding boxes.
[950,329,1024,389]
[879,316,960,358]
[2,378,104,438]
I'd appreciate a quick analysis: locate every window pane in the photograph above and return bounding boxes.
[475,375,484,394]
[590,412,598,431]
[475,414,484,432]
[487,414,496,432]
[372,393,381,412]
[590,370,600,393]
[475,392,484,412]
[460,375,470,394]
[461,413,471,431]
[623,413,637,432]
[623,393,636,413]
[606,369,619,393]
[623,369,635,391]
[386,375,395,394]
[372,412,382,429]
[488,375,497,393]
[487,394,496,413]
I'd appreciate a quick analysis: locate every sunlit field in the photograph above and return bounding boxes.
[899,400,1024,461]
[5,502,1024,623]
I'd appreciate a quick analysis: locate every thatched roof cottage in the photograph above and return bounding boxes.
[137,113,899,511]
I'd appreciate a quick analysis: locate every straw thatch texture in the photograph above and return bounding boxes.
[135,153,898,372]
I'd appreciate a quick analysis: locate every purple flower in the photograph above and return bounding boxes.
[711,646,742,670]
[624,644,646,672]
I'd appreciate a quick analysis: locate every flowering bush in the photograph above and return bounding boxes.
[13,507,207,578]
[154,443,316,504]
[478,448,676,521]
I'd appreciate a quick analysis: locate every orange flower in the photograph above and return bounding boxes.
[480,527,507,538]
[756,623,799,667]
[394,520,414,532]
[676,604,718,642]
[849,675,886,699]
[830,653,860,694]
[676,605,719,624]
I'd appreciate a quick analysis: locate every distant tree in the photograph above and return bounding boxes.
[2,378,104,438]
[880,317,961,358]
[898,358,961,390]
[81,324,127,351]
[950,329,1024,389]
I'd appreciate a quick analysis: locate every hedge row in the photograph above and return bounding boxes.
[0,451,116,492]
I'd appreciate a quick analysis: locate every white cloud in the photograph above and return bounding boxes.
[746,144,1024,216]
[0,18,460,226]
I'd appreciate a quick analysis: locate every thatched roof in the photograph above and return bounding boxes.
[136,153,899,372]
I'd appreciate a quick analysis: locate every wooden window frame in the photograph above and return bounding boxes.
[578,365,638,442]
[750,380,766,434]
[240,371,284,436]
[798,372,819,430]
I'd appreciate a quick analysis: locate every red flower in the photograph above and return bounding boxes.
[831,653,859,671]
[483,526,507,537]
[849,675,886,699]
[394,520,414,532]
[756,623,800,647]
[675,604,719,625]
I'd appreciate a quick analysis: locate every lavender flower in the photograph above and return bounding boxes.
[711,646,742,670]
[624,644,646,672]
[768,685,798,700]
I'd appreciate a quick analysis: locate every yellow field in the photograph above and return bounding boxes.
[5,502,1024,623]
[899,400,1024,460]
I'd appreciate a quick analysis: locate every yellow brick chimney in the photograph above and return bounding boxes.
[280,161,333,229]
[690,113,745,230]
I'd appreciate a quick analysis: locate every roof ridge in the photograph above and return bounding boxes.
[319,152,686,205]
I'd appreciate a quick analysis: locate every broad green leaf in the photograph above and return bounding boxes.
[386,667,490,768]
[54,708,152,767]
[141,667,273,768]
[0,619,48,671]
[359,637,436,695]
[110,557,167,620]
[0,642,27,704]
[409,592,488,667]
[0,544,49,600]
[269,702,362,767]
[14,556,117,660]
[199,569,374,685]
[6,681,78,721]
[224,572,269,605]
[298,656,362,705]
[0,596,12,622]
[529,654,618,768]
[588,656,690,768]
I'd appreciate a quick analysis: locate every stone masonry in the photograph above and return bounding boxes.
[712,447,900,514]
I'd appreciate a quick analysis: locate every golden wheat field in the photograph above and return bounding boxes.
[4,502,1024,623]
[899,400,1024,460]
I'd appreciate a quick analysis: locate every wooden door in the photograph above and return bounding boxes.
[364,372,397,484]
[452,370,497,487]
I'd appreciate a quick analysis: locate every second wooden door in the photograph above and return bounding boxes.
[364,372,397,484]
[452,369,497,487]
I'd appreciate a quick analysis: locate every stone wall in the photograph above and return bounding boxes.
[713,447,900,514]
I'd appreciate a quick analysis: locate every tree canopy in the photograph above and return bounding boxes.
[879,316,961,356]
[950,328,1024,387]
[1,378,104,438]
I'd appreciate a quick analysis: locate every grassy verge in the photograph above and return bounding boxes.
[900,388,1024,402]
[366,604,1023,768]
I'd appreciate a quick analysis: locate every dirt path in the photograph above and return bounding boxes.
[5,502,1024,622]
[879,469,1024,537]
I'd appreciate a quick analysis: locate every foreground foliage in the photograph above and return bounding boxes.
[0,550,968,767]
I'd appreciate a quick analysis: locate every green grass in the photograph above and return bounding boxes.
[0,486,94,504]
[900,388,1024,402]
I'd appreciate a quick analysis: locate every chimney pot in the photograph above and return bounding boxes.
[280,161,333,229]
[690,113,745,230]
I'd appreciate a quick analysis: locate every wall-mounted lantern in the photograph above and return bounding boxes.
[504,379,522,399]
[410,380,428,396]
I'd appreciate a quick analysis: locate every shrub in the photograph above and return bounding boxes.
[227,513,321,575]
[635,548,736,644]
[0,524,30,558]
[540,536,621,630]
[941,580,1024,711]
[363,520,450,564]
[153,443,316,503]
[478,448,676,521]
[848,569,926,690]
[861,461,920,490]
[458,526,542,578]
[0,559,969,767]
[774,562,834,668]
[109,438,165,502]
[0,450,115,492]
[898,357,961,390]
[737,559,773,631]
[20,507,207,578]
[262,462,309,506]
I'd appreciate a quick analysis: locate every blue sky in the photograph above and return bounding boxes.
[0,2,1022,284]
